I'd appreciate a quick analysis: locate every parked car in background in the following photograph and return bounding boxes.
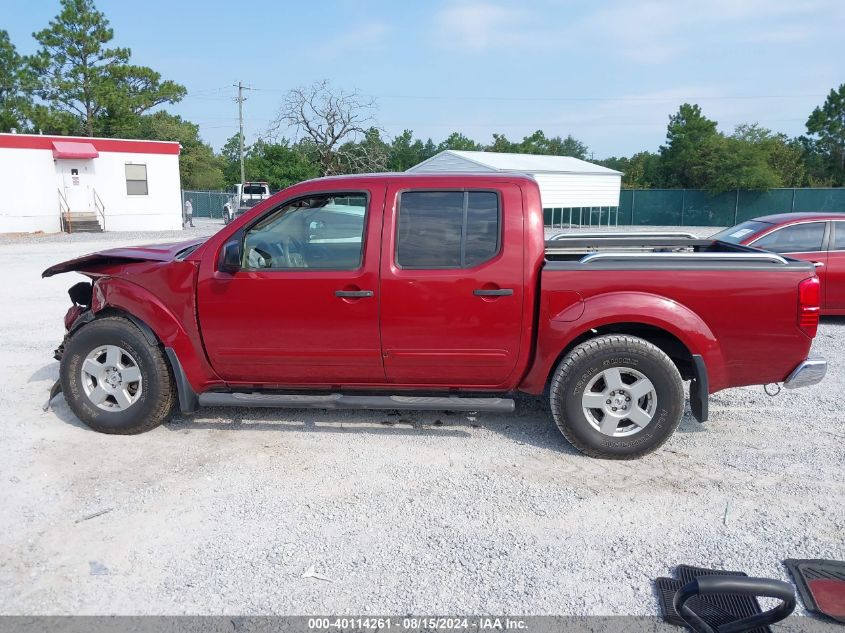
[712,212,845,315]
[43,174,826,459]
[222,182,272,224]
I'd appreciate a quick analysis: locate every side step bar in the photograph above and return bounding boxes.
[198,392,516,413]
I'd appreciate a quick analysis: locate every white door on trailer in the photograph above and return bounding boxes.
[57,161,93,212]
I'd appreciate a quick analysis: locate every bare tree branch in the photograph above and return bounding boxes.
[268,80,381,176]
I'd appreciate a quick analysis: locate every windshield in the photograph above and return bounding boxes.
[710,220,773,244]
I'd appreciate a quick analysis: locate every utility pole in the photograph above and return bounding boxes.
[234,81,254,185]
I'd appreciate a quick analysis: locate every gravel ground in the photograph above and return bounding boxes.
[0,222,842,617]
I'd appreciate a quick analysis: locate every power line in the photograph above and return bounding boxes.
[210,85,828,103]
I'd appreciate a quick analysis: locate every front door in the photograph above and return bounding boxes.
[197,187,386,385]
[58,161,93,212]
[827,221,845,312]
[379,184,525,388]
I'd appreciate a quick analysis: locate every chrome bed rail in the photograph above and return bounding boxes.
[579,251,789,265]
[549,231,698,241]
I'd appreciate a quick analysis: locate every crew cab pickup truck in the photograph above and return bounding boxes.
[43,173,827,459]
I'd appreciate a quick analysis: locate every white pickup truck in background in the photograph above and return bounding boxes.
[222,182,272,224]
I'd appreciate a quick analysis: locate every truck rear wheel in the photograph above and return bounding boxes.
[60,316,175,434]
[549,334,684,459]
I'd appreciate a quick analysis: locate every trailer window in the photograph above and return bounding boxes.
[125,164,148,196]
[396,191,500,269]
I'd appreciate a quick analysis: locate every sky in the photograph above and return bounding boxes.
[4,0,845,158]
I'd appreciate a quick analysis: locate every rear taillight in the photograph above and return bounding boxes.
[798,276,820,338]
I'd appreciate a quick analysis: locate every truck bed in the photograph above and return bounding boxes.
[534,231,817,394]
[544,232,805,270]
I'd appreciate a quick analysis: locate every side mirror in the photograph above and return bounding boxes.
[219,237,242,273]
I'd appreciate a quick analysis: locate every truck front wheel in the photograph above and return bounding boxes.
[549,334,684,459]
[60,316,175,434]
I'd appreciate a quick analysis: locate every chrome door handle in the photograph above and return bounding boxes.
[473,288,513,296]
[335,290,374,298]
[813,261,825,268]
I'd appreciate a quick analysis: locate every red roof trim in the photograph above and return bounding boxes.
[52,141,99,159]
[0,134,180,155]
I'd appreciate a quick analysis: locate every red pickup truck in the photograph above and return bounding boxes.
[44,173,826,459]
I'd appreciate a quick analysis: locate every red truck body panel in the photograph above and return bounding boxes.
[521,271,811,394]
[45,173,820,401]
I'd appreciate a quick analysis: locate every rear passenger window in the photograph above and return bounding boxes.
[835,222,845,250]
[752,222,825,253]
[396,191,500,268]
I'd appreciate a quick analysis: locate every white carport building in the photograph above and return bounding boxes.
[407,150,623,227]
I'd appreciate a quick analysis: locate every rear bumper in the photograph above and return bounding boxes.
[783,357,827,390]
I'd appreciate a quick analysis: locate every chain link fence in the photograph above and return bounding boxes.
[181,190,231,219]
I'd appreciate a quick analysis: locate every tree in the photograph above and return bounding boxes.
[28,0,184,136]
[270,80,381,176]
[117,111,224,189]
[515,130,589,158]
[601,152,662,188]
[0,30,32,132]
[240,139,320,189]
[805,84,845,185]
[659,103,720,188]
[731,124,804,187]
[546,134,589,159]
[703,135,780,193]
[486,133,518,153]
[437,132,483,151]
[335,127,389,174]
[96,64,186,135]
[219,133,321,188]
[387,129,436,171]
[220,133,246,185]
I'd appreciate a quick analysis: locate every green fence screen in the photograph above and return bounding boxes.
[183,187,845,227]
[618,188,845,227]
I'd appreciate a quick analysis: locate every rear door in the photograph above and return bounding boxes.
[750,221,829,305]
[827,221,845,312]
[379,183,525,387]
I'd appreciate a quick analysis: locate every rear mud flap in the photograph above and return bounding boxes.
[42,379,63,412]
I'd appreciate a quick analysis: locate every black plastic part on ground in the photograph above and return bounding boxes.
[785,559,845,624]
[656,565,771,632]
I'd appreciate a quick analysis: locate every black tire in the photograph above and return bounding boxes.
[60,316,175,434]
[549,334,684,459]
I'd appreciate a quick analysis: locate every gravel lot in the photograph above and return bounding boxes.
[0,220,842,618]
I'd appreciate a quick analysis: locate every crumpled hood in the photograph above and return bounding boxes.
[42,238,206,277]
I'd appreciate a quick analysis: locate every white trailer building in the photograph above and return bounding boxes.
[407,150,623,226]
[0,133,182,233]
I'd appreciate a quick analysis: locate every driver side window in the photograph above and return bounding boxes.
[242,193,368,270]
